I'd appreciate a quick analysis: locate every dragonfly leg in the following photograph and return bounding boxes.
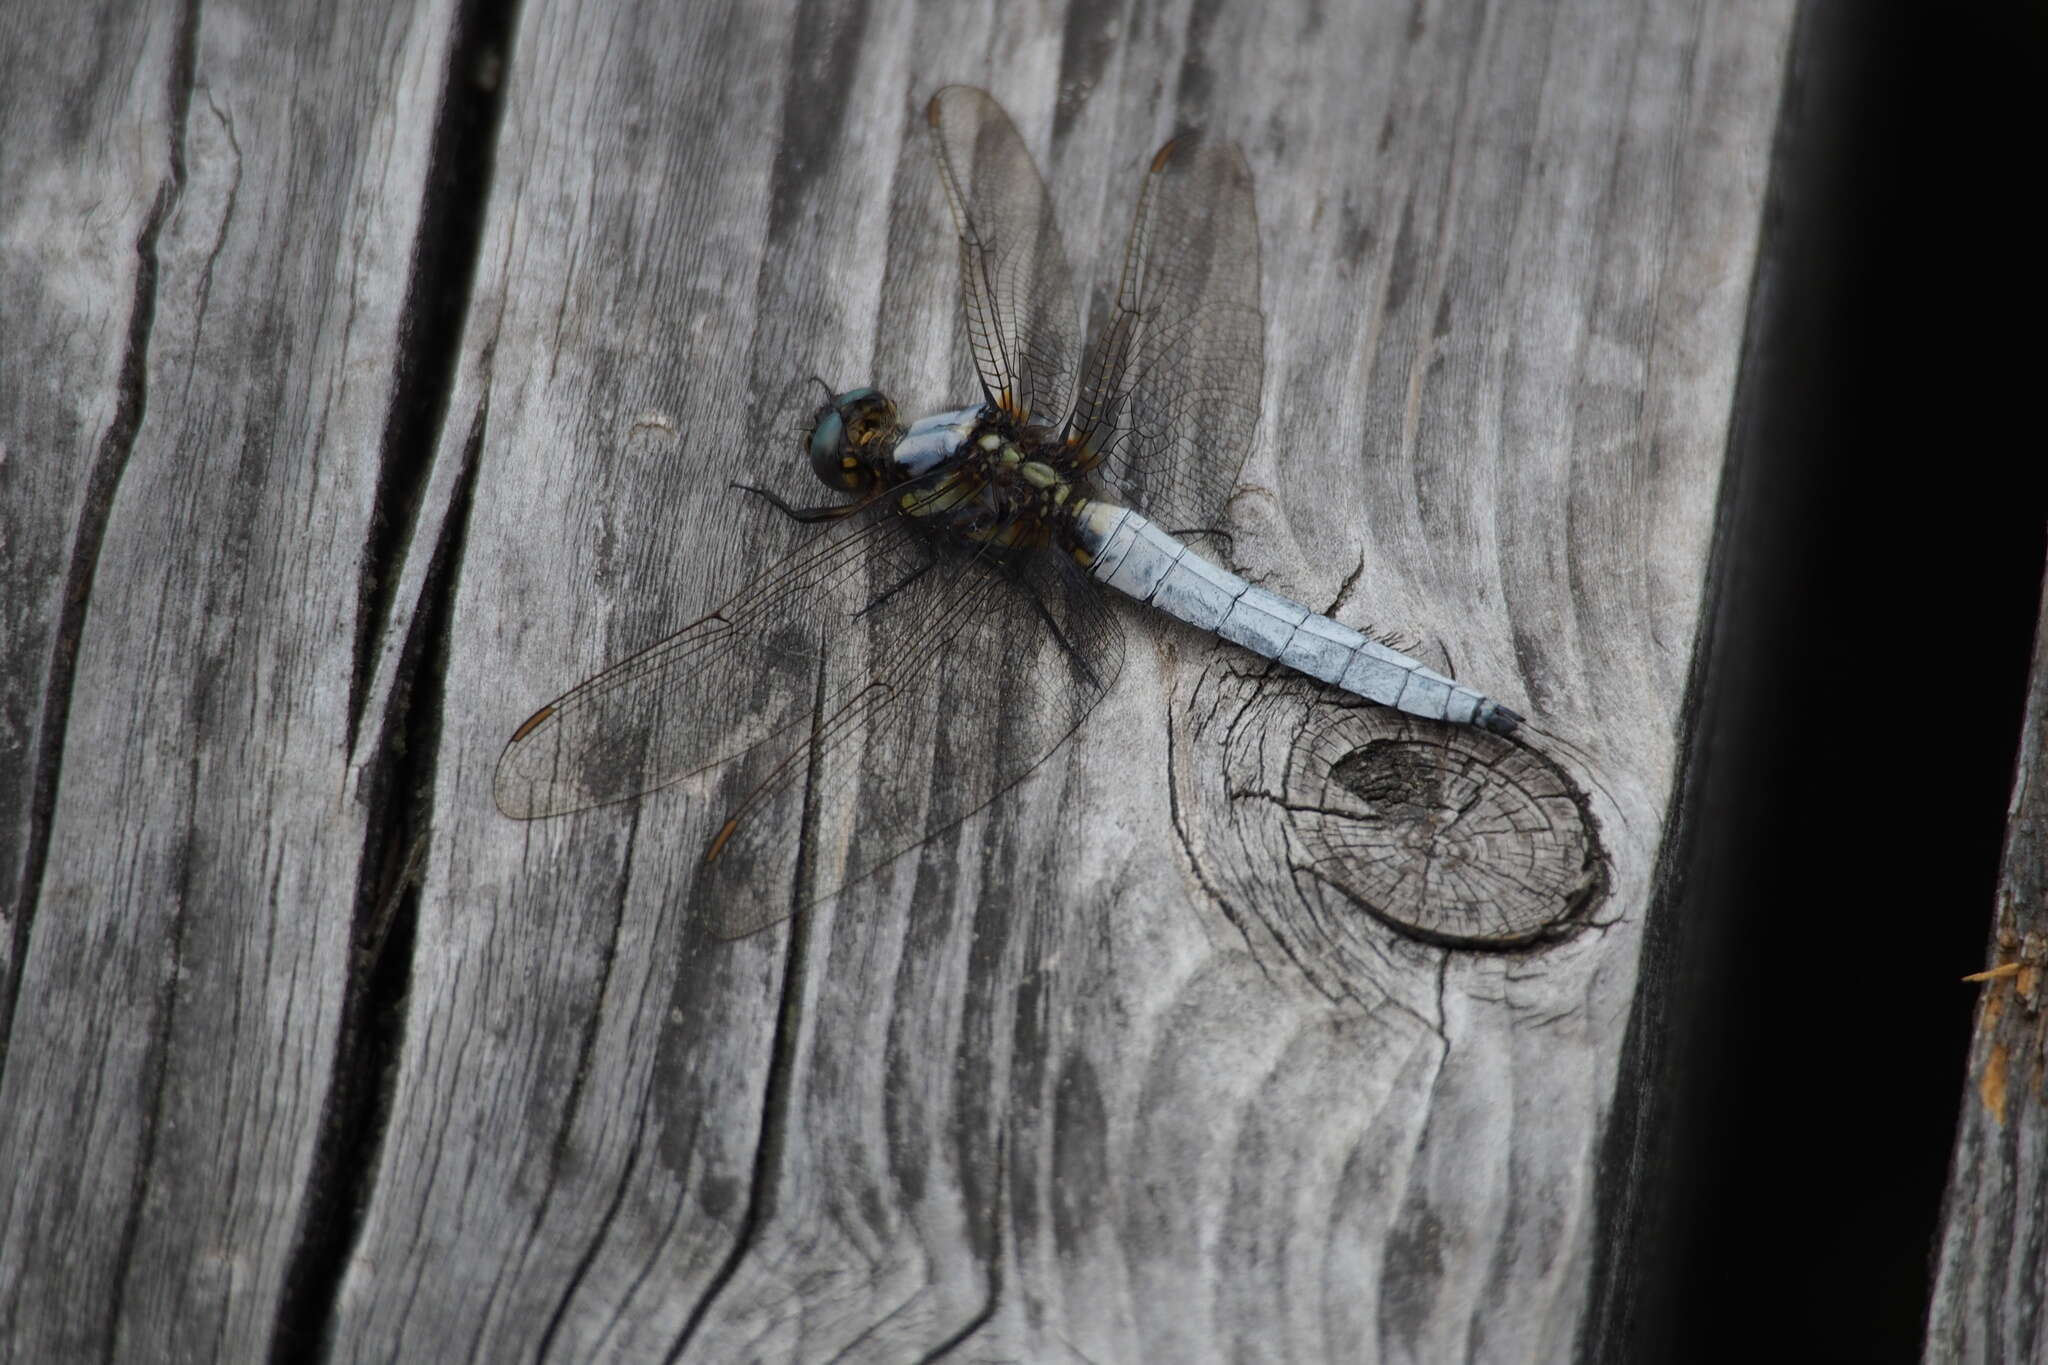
[1172,525,1235,556]
[1018,570,1106,691]
[855,539,942,618]
[732,482,861,523]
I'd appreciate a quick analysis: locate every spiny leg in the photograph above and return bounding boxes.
[1018,569,1105,691]
[1171,525,1234,556]
[857,536,943,618]
[733,481,862,524]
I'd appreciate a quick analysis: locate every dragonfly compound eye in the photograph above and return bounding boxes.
[807,387,899,490]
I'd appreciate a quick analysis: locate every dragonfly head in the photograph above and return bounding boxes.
[806,387,902,492]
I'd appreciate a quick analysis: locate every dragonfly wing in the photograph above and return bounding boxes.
[926,85,1082,427]
[496,500,1124,939]
[494,507,918,820]
[690,526,1125,939]
[1066,136,1264,532]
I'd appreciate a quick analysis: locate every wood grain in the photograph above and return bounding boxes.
[1926,554,2048,1364]
[0,2,458,1359]
[1,0,1795,1359]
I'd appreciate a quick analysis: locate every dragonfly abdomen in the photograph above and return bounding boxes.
[1071,503,1523,735]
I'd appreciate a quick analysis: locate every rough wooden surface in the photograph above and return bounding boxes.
[1,0,1794,1359]
[1927,556,2048,1364]
[0,4,456,1360]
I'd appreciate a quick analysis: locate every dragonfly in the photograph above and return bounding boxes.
[495,86,1523,937]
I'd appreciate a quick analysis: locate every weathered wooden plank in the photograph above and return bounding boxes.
[0,1,457,1359]
[1,0,1803,1358]
[1927,555,2048,1363]
[336,0,1795,1361]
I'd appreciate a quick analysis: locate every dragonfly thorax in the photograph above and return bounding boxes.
[890,405,982,478]
[883,407,1083,553]
[810,392,1083,548]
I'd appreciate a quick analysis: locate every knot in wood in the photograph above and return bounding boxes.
[1284,709,1604,948]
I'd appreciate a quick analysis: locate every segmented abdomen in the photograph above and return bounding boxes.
[1071,502,1522,734]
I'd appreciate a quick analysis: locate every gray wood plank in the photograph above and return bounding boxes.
[1927,555,2048,1365]
[0,6,174,970]
[1,0,1799,1359]
[0,1,458,1359]
[340,0,1794,1361]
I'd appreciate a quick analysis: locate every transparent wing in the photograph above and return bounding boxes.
[495,507,911,819]
[1065,136,1264,532]
[496,499,1123,939]
[688,527,1123,938]
[927,85,1082,426]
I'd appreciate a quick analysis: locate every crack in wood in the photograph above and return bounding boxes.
[1165,703,1287,993]
[533,1086,659,1360]
[269,398,485,1361]
[345,0,516,758]
[267,0,512,1338]
[671,633,833,1352]
[1,0,196,1087]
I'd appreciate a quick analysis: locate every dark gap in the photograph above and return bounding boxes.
[916,1128,1007,1361]
[268,395,486,1363]
[666,922,810,1360]
[506,812,641,1358]
[269,0,515,1348]
[0,0,196,1079]
[533,1082,658,1359]
[661,15,903,1338]
[544,811,639,1191]
[345,0,516,753]
[1588,3,2046,1362]
[667,654,831,1360]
